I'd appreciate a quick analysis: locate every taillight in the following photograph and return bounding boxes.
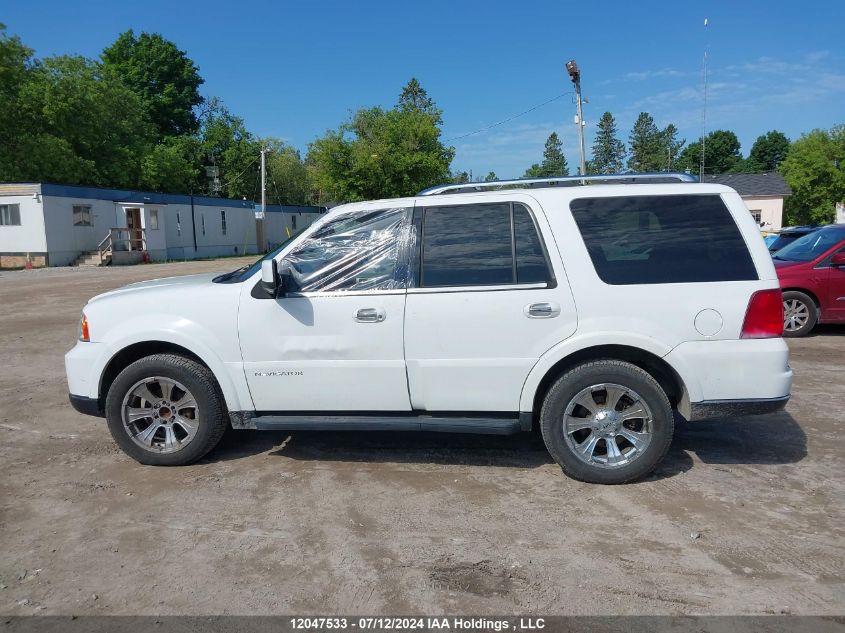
[741,289,783,339]
[79,313,90,342]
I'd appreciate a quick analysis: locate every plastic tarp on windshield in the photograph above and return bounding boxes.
[283,207,414,292]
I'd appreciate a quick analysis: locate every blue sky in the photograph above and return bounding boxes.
[5,0,844,179]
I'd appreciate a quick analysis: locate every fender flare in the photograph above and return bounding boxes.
[518,332,693,414]
[93,321,248,412]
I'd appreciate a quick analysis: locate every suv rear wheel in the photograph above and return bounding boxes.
[540,360,673,484]
[782,290,818,337]
[105,354,228,466]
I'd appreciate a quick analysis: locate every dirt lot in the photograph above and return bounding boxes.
[0,259,843,616]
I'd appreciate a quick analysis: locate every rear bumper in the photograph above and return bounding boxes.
[687,395,789,421]
[69,393,104,418]
[665,338,792,403]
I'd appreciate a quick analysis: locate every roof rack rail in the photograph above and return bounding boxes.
[417,172,698,196]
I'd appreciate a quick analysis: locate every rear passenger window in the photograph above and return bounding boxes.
[570,195,757,285]
[514,204,550,283]
[420,202,552,287]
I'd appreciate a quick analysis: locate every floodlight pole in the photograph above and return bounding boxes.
[567,60,587,178]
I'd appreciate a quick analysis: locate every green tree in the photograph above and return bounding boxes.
[524,132,569,177]
[308,85,454,201]
[102,29,204,138]
[265,140,313,205]
[590,112,625,174]
[484,171,498,182]
[140,136,199,193]
[194,99,262,199]
[627,112,664,171]
[677,130,743,174]
[0,24,34,178]
[747,130,790,172]
[397,77,441,123]
[5,55,154,187]
[780,125,845,225]
[450,170,471,184]
[661,124,685,171]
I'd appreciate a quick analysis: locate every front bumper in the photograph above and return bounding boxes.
[65,340,104,400]
[687,395,789,421]
[69,393,104,418]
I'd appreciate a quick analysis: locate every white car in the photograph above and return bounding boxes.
[65,174,792,484]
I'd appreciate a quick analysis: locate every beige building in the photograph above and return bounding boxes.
[704,172,792,231]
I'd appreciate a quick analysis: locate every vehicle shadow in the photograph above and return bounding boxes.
[208,428,556,469]
[205,411,806,476]
[672,410,806,465]
[808,324,845,337]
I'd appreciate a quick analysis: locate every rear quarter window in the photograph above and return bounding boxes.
[570,194,758,285]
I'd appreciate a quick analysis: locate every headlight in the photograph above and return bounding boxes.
[78,313,90,342]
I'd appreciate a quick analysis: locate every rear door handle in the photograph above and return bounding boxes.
[354,307,386,323]
[525,302,561,318]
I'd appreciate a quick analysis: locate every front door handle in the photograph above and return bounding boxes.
[525,302,561,318]
[354,307,386,323]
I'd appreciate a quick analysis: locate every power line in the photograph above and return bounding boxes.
[220,155,259,190]
[444,92,573,143]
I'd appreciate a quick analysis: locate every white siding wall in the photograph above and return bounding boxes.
[162,204,196,261]
[42,196,120,266]
[201,205,257,258]
[4,188,301,266]
[742,196,785,231]
[139,206,167,261]
[0,194,47,255]
[263,211,322,250]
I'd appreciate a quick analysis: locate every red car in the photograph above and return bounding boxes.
[774,224,845,336]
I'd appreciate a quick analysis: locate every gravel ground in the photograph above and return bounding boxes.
[0,259,843,615]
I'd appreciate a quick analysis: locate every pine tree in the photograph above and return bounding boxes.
[397,78,441,123]
[590,112,626,174]
[627,112,663,172]
[661,124,686,171]
[541,132,569,176]
[524,132,569,177]
[484,171,498,182]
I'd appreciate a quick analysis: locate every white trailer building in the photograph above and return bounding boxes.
[0,183,264,268]
[259,203,326,251]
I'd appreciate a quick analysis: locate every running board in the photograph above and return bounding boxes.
[244,414,523,435]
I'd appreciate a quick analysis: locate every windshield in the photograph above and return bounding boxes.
[768,231,811,252]
[773,227,845,262]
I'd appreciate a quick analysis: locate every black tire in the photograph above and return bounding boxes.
[105,354,228,466]
[782,290,818,338]
[540,360,673,484]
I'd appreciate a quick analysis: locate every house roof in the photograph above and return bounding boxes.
[0,182,325,214]
[703,172,792,197]
[263,204,326,214]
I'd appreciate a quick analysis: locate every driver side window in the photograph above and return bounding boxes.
[284,207,413,292]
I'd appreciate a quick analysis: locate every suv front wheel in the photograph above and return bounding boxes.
[540,360,674,484]
[105,354,228,466]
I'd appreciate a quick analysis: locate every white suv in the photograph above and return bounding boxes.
[65,174,792,484]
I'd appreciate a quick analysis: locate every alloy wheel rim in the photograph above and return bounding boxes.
[121,376,200,453]
[783,299,809,332]
[562,382,654,469]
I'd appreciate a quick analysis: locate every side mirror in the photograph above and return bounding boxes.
[831,252,845,268]
[277,262,293,293]
[260,259,279,297]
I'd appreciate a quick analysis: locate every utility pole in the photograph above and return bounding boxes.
[566,60,587,177]
[254,146,268,251]
[260,146,267,218]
